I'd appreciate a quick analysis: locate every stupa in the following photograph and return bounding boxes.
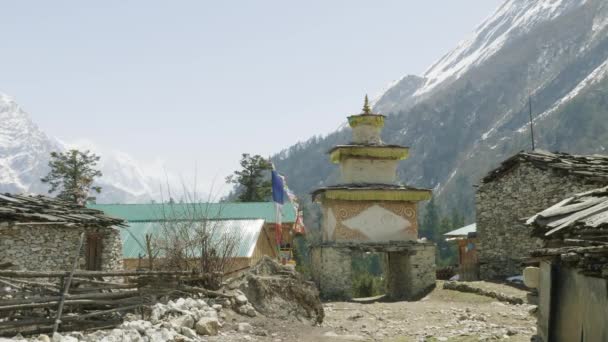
[310,96,436,300]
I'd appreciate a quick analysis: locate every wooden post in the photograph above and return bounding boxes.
[53,232,85,334]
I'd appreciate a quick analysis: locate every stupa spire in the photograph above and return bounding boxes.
[362,95,372,115]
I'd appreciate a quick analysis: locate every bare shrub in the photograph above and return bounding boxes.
[143,181,241,289]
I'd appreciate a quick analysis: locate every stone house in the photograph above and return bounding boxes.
[89,202,300,273]
[476,150,608,280]
[0,193,124,271]
[526,186,608,342]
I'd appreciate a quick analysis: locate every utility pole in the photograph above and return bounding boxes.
[528,94,535,151]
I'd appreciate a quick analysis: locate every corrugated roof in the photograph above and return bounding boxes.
[89,202,296,223]
[120,219,265,258]
[444,223,477,237]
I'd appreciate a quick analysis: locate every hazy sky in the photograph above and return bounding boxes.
[2,0,503,192]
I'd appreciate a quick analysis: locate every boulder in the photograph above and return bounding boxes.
[235,294,248,306]
[170,314,195,329]
[237,303,257,317]
[195,317,221,336]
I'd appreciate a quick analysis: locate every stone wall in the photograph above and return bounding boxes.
[385,243,436,300]
[311,246,353,300]
[476,163,605,279]
[0,224,122,271]
[311,242,435,301]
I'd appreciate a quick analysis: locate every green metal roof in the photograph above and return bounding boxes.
[120,219,265,258]
[88,202,296,223]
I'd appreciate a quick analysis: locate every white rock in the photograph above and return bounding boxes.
[145,328,178,342]
[170,314,195,329]
[183,298,199,310]
[237,322,253,333]
[195,317,221,336]
[196,299,210,309]
[123,329,144,342]
[37,335,51,342]
[51,333,63,342]
[212,304,223,311]
[235,294,248,305]
[175,298,186,308]
[181,327,198,339]
[121,320,153,334]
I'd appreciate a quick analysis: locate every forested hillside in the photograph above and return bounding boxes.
[272,0,608,258]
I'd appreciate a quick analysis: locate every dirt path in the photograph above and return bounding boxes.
[209,282,536,342]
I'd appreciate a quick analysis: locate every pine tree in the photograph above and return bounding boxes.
[41,149,102,205]
[451,209,465,229]
[226,154,273,202]
[421,197,440,242]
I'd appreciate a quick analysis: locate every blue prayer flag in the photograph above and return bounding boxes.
[271,170,285,204]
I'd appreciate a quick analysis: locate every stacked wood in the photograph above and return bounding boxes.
[0,269,204,337]
[527,185,608,279]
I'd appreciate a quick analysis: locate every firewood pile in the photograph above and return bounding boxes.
[0,268,213,337]
[527,186,608,278]
[482,150,608,183]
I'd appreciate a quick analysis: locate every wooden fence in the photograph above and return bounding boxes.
[0,269,215,337]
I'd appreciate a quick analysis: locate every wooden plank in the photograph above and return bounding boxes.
[526,197,575,224]
[53,232,85,334]
[545,201,608,236]
[536,197,605,220]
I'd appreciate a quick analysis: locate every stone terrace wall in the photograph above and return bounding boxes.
[0,224,122,271]
[476,163,605,280]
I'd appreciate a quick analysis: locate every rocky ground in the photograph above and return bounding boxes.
[3,280,536,342]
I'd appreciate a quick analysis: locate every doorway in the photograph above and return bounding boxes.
[351,251,386,299]
[85,232,103,270]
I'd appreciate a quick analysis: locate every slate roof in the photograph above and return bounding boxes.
[89,202,296,224]
[482,150,608,184]
[527,186,608,278]
[0,193,125,227]
[121,219,266,258]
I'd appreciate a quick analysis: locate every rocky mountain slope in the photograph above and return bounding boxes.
[273,0,608,222]
[0,93,166,203]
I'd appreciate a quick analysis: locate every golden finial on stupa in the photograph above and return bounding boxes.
[362,95,372,115]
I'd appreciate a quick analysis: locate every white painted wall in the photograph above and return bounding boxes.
[352,125,382,145]
[340,158,398,184]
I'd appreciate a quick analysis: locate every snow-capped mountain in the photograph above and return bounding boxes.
[0,93,172,203]
[273,0,608,219]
